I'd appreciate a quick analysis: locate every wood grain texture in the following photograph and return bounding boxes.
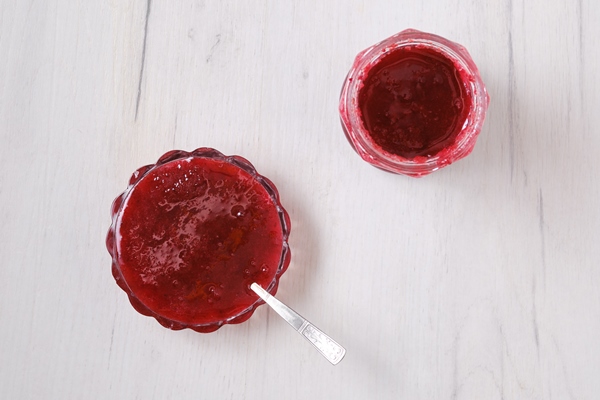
[1,0,599,399]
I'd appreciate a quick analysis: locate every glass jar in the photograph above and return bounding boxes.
[339,29,489,177]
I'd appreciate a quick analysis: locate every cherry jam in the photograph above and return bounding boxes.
[358,45,472,159]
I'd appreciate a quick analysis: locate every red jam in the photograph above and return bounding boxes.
[107,149,290,332]
[358,46,472,159]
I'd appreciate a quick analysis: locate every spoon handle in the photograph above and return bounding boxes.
[250,283,346,365]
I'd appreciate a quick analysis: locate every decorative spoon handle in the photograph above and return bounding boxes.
[250,283,346,365]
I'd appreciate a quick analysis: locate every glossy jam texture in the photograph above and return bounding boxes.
[358,45,472,159]
[116,157,284,326]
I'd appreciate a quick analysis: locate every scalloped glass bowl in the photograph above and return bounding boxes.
[339,29,489,177]
[106,148,291,333]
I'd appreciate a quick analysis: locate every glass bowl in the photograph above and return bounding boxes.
[106,148,291,333]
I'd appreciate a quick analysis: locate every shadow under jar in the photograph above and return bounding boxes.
[339,29,489,177]
[106,148,291,333]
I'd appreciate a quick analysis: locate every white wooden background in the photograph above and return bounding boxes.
[1,0,599,399]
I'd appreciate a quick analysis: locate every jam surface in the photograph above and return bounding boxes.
[358,45,472,159]
[116,157,284,326]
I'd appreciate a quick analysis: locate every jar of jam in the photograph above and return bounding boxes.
[339,29,489,177]
[106,148,291,332]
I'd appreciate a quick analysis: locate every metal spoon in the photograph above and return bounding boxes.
[250,283,346,365]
